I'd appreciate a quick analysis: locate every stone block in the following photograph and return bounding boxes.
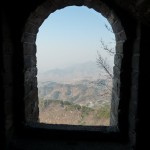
[24,55,36,69]
[22,32,36,44]
[23,43,36,55]
[114,54,123,68]
[115,31,126,41]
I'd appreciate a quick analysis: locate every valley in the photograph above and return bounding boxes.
[38,61,112,126]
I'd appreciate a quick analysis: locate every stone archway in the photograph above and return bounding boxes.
[22,0,126,126]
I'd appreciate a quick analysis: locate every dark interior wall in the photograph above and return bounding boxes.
[0,0,150,150]
[136,23,150,150]
[0,1,43,148]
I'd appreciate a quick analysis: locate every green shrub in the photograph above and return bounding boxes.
[95,104,110,119]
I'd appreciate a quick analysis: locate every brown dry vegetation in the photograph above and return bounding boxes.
[39,100,110,126]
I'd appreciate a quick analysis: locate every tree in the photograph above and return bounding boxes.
[96,24,115,95]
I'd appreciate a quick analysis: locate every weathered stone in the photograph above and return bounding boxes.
[22,32,36,44]
[1,0,148,149]
[113,65,121,78]
[108,11,118,25]
[112,21,124,33]
[23,43,36,55]
[115,31,126,41]
[114,54,123,68]
[23,22,39,35]
[115,41,124,54]
[24,56,36,69]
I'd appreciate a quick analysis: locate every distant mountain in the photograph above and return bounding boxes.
[38,79,111,108]
[37,61,107,83]
[38,61,112,108]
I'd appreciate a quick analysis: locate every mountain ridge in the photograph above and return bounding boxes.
[38,79,111,108]
[37,61,106,83]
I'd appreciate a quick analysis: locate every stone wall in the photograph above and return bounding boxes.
[22,0,127,127]
[1,0,150,150]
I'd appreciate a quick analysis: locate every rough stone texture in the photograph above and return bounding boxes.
[114,54,123,69]
[1,0,150,150]
[23,43,37,55]
[115,41,124,54]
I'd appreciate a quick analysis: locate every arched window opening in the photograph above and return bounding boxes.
[36,6,116,126]
[22,0,126,129]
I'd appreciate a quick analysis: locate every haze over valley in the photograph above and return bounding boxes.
[38,61,112,126]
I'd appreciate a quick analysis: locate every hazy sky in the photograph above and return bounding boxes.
[36,6,115,73]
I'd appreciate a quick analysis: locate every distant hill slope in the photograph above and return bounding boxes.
[39,99,110,126]
[38,61,112,126]
[38,79,111,108]
[38,61,112,108]
[37,61,107,83]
